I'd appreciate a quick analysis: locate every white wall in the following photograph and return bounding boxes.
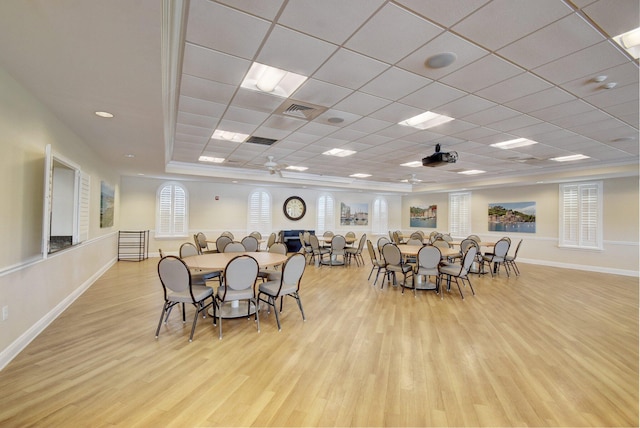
[0,66,120,369]
[403,178,639,275]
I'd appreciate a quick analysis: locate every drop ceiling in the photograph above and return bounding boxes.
[0,0,637,193]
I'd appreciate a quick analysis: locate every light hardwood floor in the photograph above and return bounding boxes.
[0,255,637,427]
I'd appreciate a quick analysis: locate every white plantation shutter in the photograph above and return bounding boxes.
[247,190,271,235]
[559,182,602,249]
[78,172,90,242]
[371,197,388,234]
[317,194,335,233]
[449,192,471,237]
[156,182,188,237]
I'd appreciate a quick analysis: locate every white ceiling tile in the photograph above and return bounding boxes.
[505,87,576,114]
[438,94,496,118]
[397,31,488,80]
[314,109,363,127]
[497,14,605,70]
[462,105,521,126]
[277,0,385,45]
[175,132,207,145]
[439,54,524,93]
[333,91,392,116]
[261,115,307,132]
[360,67,431,101]
[534,41,629,85]
[344,117,393,134]
[583,82,639,108]
[475,73,553,104]
[345,3,443,65]
[452,0,572,51]
[178,96,226,118]
[528,100,594,122]
[369,102,424,123]
[230,89,283,114]
[250,126,293,140]
[177,111,217,129]
[216,119,258,135]
[176,122,213,138]
[215,0,285,21]
[313,48,389,90]
[180,74,236,104]
[182,43,250,85]
[582,0,640,37]
[257,25,337,76]
[400,81,467,111]
[395,0,489,27]
[186,0,270,59]
[222,106,269,125]
[292,79,353,107]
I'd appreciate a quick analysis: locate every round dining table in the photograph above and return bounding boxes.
[182,251,288,318]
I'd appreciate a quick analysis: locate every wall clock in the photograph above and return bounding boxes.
[283,196,306,221]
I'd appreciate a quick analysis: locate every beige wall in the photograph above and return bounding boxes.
[0,67,120,368]
[119,176,403,255]
[403,178,639,275]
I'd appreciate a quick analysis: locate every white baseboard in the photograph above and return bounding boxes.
[519,258,639,277]
[0,257,117,371]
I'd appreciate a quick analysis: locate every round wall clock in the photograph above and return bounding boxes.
[283,196,306,221]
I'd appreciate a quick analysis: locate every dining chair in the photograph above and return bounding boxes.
[241,235,259,252]
[258,242,287,281]
[382,243,413,289]
[438,246,478,300]
[377,236,390,254]
[178,242,222,286]
[308,234,329,265]
[249,231,262,240]
[155,256,215,342]
[505,239,523,276]
[215,235,233,253]
[195,232,216,254]
[328,234,347,266]
[346,234,366,266]
[481,238,511,277]
[216,255,260,339]
[412,245,441,296]
[409,232,423,241]
[366,239,386,287]
[223,242,246,253]
[220,231,234,240]
[257,253,306,331]
[299,232,314,264]
[266,232,277,249]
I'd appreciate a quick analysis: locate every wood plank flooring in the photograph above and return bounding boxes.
[0,256,637,426]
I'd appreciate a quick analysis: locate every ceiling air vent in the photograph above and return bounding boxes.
[246,136,278,146]
[275,99,328,121]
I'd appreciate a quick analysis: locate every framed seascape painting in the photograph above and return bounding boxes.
[410,205,437,228]
[340,202,368,226]
[100,181,115,228]
[488,202,535,233]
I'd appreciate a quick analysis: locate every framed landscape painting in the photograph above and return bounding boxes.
[410,205,437,228]
[488,202,535,233]
[100,181,115,228]
[340,202,368,226]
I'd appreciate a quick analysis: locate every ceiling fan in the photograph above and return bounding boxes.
[264,156,286,177]
[402,174,422,185]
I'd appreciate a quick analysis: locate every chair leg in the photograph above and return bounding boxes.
[293,292,306,322]
[272,297,281,331]
[253,298,260,333]
[188,304,200,342]
[218,300,223,340]
[155,304,168,338]
[368,266,375,280]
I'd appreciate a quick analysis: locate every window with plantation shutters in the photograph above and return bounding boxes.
[156,182,188,237]
[559,182,602,249]
[371,197,388,234]
[317,194,335,234]
[449,191,471,237]
[247,190,271,235]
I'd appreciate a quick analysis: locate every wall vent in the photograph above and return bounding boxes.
[275,99,328,121]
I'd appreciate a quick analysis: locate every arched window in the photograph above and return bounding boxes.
[316,193,335,234]
[247,189,272,235]
[371,197,388,234]
[156,182,188,237]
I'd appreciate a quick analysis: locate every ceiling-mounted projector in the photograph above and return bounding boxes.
[422,144,458,167]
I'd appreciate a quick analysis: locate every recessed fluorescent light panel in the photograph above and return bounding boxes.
[350,173,371,178]
[491,138,538,149]
[199,156,225,163]
[400,161,423,167]
[211,129,249,143]
[613,27,640,59]
[323,148,356,157]
[241,62,308,97]
[458,169,486,175]
[550,154,590,162]
[398,111,454,130]
[286,166,308,172]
